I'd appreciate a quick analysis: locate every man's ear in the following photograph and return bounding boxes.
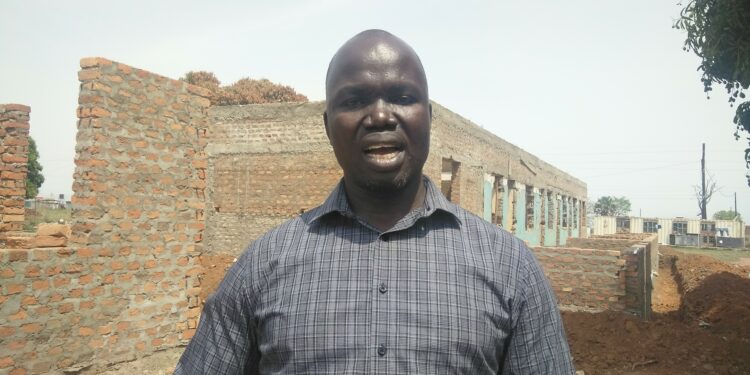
[323,111,331,140]
[429,103,433,121]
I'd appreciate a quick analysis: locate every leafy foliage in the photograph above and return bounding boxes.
[180,71,307,106]
[712,209,742,221]
[674,0,750,186]
[25,136,44,199]
[593,196,631,217]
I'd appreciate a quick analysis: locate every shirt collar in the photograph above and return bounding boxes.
[306,176,462,225]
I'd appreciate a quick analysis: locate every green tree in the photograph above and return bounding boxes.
[713,210,742,221]
[593,196,631,217]
[25,136,44,199]
[674,1,750,186]
[180,71,307,106]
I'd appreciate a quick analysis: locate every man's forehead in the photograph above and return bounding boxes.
[326,31,426,92]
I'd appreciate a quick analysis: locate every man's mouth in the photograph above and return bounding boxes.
[365,145,402,157]
[363,144,405,169]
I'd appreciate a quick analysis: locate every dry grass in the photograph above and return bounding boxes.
[23,207,72,232]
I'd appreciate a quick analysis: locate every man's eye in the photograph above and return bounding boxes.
[341,97,365,109]
[392,95,416,105]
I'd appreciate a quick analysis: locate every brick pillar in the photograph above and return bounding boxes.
[0,104,30,234]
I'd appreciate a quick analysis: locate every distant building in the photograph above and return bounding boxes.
[25,194,69,210]
[592,216,745,249]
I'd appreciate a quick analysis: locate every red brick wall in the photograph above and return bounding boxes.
[206,103,343,256]
[208,151,341,254]
[532,246,628,312]
[0,104,30,235]
[205,101,589,256]
[533,234,655,317]
[0,58,210,374]
[566,237,640,250]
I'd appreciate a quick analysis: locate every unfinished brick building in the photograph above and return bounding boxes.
[0,57,602,374]
[206,101,588,257]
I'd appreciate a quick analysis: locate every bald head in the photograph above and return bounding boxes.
[325,30,428,101]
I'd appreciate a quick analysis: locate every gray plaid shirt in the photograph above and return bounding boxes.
[175,177,574,374]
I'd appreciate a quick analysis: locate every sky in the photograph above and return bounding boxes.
[1,0,748,221]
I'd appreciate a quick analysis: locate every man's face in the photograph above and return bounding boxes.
[325,37,431,193]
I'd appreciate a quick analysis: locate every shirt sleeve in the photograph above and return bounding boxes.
[174,252,259,375]
[501,248,576,374]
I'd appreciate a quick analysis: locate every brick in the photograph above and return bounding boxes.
[90,181,107,192]
[89,107,111,118]
[115,321,130,332]
[56,303,73,315]
[0,356,14,368]
[0,326,15,337]
[33,236,67,248]
[78,274,94,284]
[36,223,71,238]
[181,329,196,340]
[31,280,49,290]
[88,338,104,349]
[117,63,132,74]
[7,284,25,294]
[3,214,25,222]
[77,69,102,81]
[71,195,96,206]
[8,309,27,321]
[64,263,83,273]
[191,159,208,169]
[20,323,42,334]
[0,268,15,278]
[20,296,37,306]
[1,154,27,164]
[97,325,111,335]
[0,171,25,180]
[7,339,26,350]
[3,103,30,112]
[80,57,102,68]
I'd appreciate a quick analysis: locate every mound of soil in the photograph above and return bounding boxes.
[671,249,750,339]
[564,247,750,374]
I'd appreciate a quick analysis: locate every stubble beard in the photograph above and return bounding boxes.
[355,162,422,195]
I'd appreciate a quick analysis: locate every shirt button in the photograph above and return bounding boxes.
[381,234,389,242]
[378,282,388,294]
[377,344,387,356]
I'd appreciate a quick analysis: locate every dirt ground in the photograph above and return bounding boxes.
[95,246,750,374]
[564,246,750,374]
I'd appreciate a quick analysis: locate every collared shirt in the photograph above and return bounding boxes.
[175,177,575,374]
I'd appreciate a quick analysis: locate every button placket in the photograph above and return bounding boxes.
[371,230,389,362]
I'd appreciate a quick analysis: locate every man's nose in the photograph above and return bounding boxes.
[363,99,397,129]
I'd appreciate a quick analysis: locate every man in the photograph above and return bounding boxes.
[175,29,574,374]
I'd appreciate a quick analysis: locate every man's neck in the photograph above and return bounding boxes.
[344,176,427,233]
